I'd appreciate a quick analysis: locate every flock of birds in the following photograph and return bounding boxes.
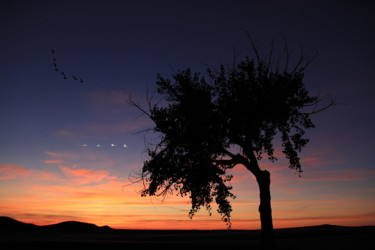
[51,48,131,149]
[51,48,84,83]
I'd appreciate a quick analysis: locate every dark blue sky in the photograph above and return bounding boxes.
[1,0,375,228]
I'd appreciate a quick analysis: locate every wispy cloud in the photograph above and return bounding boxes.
[87,90,128,106]
[55,129,75,138]
[59,166,113,186]
[301,168,375,182]
[44,151,82,164]
[43,159,64,164]
[87,118,153,135]
[0,164,57,181]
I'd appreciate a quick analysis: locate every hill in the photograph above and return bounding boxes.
[0,216,112,233]
[0,217,374,249]
[0,216,38,232]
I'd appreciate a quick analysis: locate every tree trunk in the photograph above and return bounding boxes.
[256,170,275,249]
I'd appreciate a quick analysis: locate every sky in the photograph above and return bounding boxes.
[1,0,375,230]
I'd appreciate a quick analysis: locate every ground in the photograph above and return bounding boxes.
[1,223,374,249]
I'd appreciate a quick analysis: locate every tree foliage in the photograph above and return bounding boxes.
[129,42,333,228]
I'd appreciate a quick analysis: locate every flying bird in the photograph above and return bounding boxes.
[54,68,58,72]
[53,57,56,62]
[80,79,84,83]
[123,144,128,148]
[51,48,55,54]
[111,144,116,147]
[72,76,78,80]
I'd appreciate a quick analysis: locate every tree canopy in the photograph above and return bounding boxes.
[130,44,332,228]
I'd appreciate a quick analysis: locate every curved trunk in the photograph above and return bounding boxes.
[256,170,275,249]
[225,150,275,248]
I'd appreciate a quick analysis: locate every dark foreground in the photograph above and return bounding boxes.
[0,217,374,249]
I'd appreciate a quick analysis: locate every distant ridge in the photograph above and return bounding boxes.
[0,216,112,233]
[0,216,37,232]
[1,216,373,233]
[1,217,374,249]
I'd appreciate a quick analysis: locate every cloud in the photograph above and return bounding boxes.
[87,90,128,106]
[59,166,114,186]
[0,163,57,181]
[43,159,64,164]
[55,129,75,138]
[85,89,133,118]
[87,118,153,135]
[44,151,85,165]
[302,168,375,182]
[0,164,32,180]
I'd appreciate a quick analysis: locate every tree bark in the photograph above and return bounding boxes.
[226,150,275,248]
[256,170,275,249]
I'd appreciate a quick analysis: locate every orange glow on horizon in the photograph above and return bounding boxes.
[1,160,375,230]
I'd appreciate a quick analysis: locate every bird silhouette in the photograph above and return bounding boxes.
[52,48,55,54]
[53,63,57,68]
[72,76,78,80]
[80,79,84,83]
[53,57,56,62]
[54,68,58,72]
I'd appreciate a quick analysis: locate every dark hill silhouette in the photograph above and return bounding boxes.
[0,216,37,232]
[43,220,112,233]
[1,217,374,249]
[0,216,112,233]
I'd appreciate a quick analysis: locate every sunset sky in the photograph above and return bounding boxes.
[1,0,374,230]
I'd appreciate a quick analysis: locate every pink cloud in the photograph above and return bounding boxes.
[87,118,153,134]
[0,164,32,180]
[59,166,111,185]
[87,90,128,106]
[43,159,64,164]
[302,168,375,182]
[44,151,82,164]
[55,129,75,138]
[0,163,57,181]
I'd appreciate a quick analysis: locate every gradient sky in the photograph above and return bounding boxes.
[1,0,374,229]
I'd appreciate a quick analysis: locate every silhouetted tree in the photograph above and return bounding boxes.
[129,38,333,248]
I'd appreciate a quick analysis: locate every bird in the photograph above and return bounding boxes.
[72,76,78,80]
[111,144,116,147]
[53,57,56,62]
[51,48,55,54]
[123,144,128,148]
[96,144,102,147]
[82,144,88,147]
[53,62,57,68]
[54,68,58,72]
[63,75,67,80]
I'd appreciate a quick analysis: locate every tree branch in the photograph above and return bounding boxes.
[127,94,151,117]
[304,94,337,115]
